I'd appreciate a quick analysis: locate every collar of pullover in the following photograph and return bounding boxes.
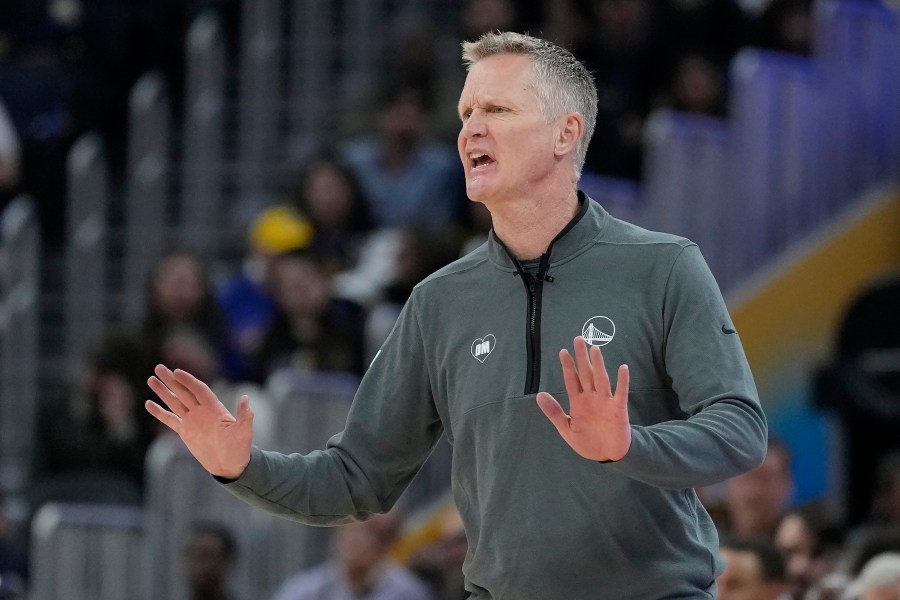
[486,190,610,273]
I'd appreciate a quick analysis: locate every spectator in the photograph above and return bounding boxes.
[251,250,364,383]
[407,507,468,600]
[725,438,795,538]
[341,80,465,229]
[184,520,241,600]
[141,246,239,379]
[270,510,433,600]
[658,51,729,117]
[717,535,788,600]
[577,0,666,179]
[364,226,460,364]
[218,205,314,380]
[289,153,372,276]
[774,501,845,600]
[31,328,156,505]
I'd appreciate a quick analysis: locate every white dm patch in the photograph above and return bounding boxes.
[471,334,496,363]
[582,316,615,346]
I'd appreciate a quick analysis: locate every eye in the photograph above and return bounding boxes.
[490,106,507,114]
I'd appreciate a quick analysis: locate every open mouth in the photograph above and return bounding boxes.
[470,153,496,169]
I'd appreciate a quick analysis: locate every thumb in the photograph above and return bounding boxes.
[536,392,569,435]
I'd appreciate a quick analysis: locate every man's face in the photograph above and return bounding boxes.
[718,548,784,600]
[457,53,561,207]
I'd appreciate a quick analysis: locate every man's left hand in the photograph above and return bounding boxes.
[536,336,631,461]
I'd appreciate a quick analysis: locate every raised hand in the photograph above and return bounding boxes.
[145,365,254,479]
[536,336,631,462]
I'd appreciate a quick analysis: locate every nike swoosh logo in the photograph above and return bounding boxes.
[722,325,737,335]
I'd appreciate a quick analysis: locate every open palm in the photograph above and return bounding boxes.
[536,336,631,462]
[146,365,254,479]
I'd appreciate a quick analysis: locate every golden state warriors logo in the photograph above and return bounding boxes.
[581,316,615,346]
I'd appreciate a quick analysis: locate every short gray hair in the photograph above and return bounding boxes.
[462,31,597,178]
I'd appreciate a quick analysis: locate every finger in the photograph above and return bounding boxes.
[536,392,570,438]
[145,399,182,431]
[155,364,199,406]
[589,345,612,397]
[573,336,594,392]
[559,349,582,395]
[147,375,190,416]
[172,369,215,406]
[614,364,630,407]
[236,395,253,426]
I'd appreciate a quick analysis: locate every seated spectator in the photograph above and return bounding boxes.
[270,510,434,600]
[724,438,795,539]
[407,507,468,600]
[31,328,156,506]
[141,246,240,379]
[289,152,373,276]
[218,205,314,380]
[658,51,729,117]
[364,227,460,364]
[251,250,364,383]
[577,0,666,180]
[774,501,845,600]
[340,80,465,229]
[183,520,241,600]
[717,535,788,600]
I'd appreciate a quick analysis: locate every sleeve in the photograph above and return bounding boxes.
[220,295,443,525]
[609,244,768,488]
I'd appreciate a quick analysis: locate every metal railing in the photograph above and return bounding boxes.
[30,503,144,600]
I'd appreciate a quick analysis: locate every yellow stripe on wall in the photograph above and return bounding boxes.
[727,186,900,406]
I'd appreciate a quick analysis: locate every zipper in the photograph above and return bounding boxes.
[518,252,552,395]
[499,193,586,395]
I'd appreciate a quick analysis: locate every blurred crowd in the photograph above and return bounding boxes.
[2,1,898,600]
[0,0,817,246]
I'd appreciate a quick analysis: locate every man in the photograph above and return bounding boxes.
[718,536,788,600]
[146,32,767,599]
[184,521,240,600]
[269,510,434,600]
[725,438,795,538]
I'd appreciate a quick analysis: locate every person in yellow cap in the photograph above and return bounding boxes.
[217,204,314,381]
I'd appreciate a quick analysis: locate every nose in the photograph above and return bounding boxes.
[460,110,486,139]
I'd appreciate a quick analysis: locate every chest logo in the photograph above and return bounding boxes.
[582,316,615,346]
[471,334,496,363]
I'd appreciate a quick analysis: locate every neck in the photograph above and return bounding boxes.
[489,187,580,259]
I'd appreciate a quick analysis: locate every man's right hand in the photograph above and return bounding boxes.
[146,365,253,480]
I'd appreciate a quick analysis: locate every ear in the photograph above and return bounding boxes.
[554,113,584,158]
